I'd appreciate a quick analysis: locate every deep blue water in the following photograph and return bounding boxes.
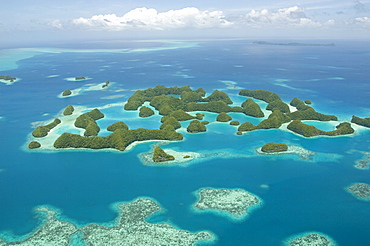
[0,39,370,245]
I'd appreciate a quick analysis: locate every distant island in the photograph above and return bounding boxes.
[254,41,335,46]
[0,75,16,82]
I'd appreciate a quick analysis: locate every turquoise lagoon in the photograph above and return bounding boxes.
[0,40,370,245]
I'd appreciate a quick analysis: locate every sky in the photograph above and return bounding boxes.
[1,0,370,47]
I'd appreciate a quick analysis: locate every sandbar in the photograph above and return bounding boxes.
[64,77,91,82]
[192,187,262,221]
[284,231,337,246]
[0,78,20,86]
[354,152,370,169]
[256,145,315,160]
[219,80,243,90]
[346,183,370,201]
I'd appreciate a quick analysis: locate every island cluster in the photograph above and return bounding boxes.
[28,85,364,153]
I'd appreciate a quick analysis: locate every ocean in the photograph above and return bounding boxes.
[0,39,369,245]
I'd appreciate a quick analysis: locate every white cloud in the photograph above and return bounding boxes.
[49,19,63,29]
[241,6,321,27]
[355,16,370,22]
[353,16,370,26]
[46,5,370,38]
[68,7,232,31]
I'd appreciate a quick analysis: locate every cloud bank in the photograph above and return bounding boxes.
[61,7,232,30]
[241,6,321,27]
[42,5,370,39]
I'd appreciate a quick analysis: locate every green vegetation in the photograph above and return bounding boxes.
[287,120,354,137]
[187,120,207,133]
[160,116,181,131]
[63,105,74,116]
[216,112,232,122]
[185,101,232,113]
[241,98,264,117]
[0,75,16,82]
[266,99,290,113]
[257,110,290,129]
[180,90,204,103]
[75,76,86,80]
[40,85,351,152]
[288,98,337,121]
[261,143,288,153]
[74,109,104,136]
[238,122,255,132]
[139,106,155,118]
[152,146,175,162]
[288,107,337,121]
[62,89,72,96]
[231,106,243,113]
[238,110,291,132]
[236,131,243,135]
[204,90,233,104]
[230,121,240,125]
[54,128,183,151]
[351,116,370,128]
[162,109,196,121]
[107,122,129,131]
[290,97,311,110]
[196,113,204,120]
[124,85,193,110]
[150,95,186,115]
[239,89,280,103]
[28,141,41,149]
[102,80,110,88]
[32,118,61,137]
[304,100,312,104]
[85,122,100,137]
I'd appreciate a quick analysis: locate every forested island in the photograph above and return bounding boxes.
[28,85,357,151]
[261,143,288,153]
[0,75,16,82]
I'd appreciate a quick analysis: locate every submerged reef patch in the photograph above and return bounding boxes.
[355,152,370,169]
[0,206,77,246]
[81,198,214,246]
[0,198,215,246]
[192,188,262,221]
[346,183,370,201]
[284,231,337,246]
